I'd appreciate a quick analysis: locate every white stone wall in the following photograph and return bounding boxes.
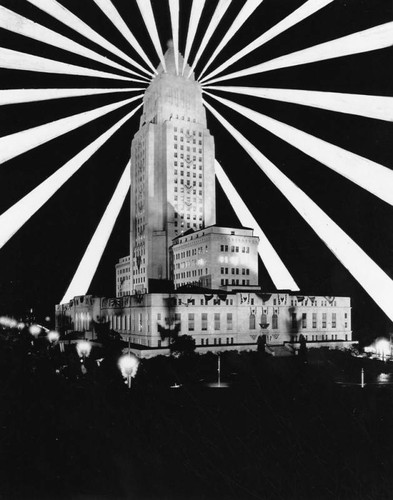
[58,292,352,352]
[172,226,259,289]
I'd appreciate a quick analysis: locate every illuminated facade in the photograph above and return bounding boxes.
[128,43,215,293]
[57,45,354,355]
[172,226,259,290]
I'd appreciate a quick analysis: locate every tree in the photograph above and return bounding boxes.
[169,335,196,357]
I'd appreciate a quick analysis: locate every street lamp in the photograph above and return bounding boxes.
[47,330,60,344]
[76,339,92,359]
[118,353,139,389]
[76,339,92,375]
[29,324,41,337]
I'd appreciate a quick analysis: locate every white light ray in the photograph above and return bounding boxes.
[187,0,232,79]
[203,20,393,84]
[168,0,180,75]
[215,159,299,290]
[0,105,142,251]
[0,88,143,107]
[0,5,149,80]
[205,91,393,206]
[200,0,333,83]
[61,161,131,304]
[93,0,156,74]
[204,99,393,322]
[182,0,206,75]
[26,0,153,77]
[0,94,143,165]
[0,47,148,83]
[197,0,263,81]
[204,85,393,122]
[135,0,166,72]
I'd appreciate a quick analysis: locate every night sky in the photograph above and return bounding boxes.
[0,0,392,341]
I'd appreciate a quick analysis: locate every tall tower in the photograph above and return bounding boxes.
[130,43,216,293]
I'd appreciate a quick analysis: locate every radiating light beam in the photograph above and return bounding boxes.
[204,99,393,322]
[200,0,333,83]
[26,0,153,77]
[204,91,393,206]
[93,0,156,74]
[61,161,131,304]
[0,88,143,107]
[187,0,231,79]
[204,85,393,122]
[202,20,393,84]
[135,0,166,72]
[0,105,142,251]
[0,94,143,165]
[168,0,180,75]
[197,0,263,81]
[0,5,149,81]
[182,0,206,75]
[215,159,299,291]
[0,47,148,83]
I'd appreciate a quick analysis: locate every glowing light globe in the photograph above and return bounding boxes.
[118,354,139,379]
[76,339,92,358]
[375,337,391,358]
[47,330,60,343]
[29,324,41,337]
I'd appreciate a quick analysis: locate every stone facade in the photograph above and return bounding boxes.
[115,255,131,297]
[56,45,354,356]
[56,292,352,355]
[128,44,215,293]
[172,226,259,290]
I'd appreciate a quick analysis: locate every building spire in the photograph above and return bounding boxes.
[157,40,195,80]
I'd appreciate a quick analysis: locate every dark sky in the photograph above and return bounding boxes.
[0,0,392,339]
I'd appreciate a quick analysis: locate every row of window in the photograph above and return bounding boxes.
[174,213,203,220]
[175,269,204,279]
[118,267,130,274]
[174,152,202,162]
[221,279,250,286]
[174,134,202,144]
[221,267,250,275]
[174,170,202,178]
[174,161,202,170]
[174,179,203,187]
[155,337,235,348]
[174,127,202,136]
[174,145,203,154]
[220,245,250,253]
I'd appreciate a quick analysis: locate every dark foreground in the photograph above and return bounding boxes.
[1,343,393,500]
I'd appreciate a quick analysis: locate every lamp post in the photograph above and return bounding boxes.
[217,353,221,388]
[118,353,139,389]
[76,339,92,374]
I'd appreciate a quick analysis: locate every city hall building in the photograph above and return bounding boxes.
[56,44,353,356]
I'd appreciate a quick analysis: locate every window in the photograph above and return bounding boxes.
[312,313,317,328]
[249,314,256,330]
[322,313,327,328]
[214,313,220,330]
[332,313,336,328]
[227,313,233,330]
[202,313,207,330]
[291,313,297,329]
[302,313,307,329]
[188,313,195,331]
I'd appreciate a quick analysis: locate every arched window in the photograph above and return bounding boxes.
[249,314,256,330]
[272,314,278,329]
